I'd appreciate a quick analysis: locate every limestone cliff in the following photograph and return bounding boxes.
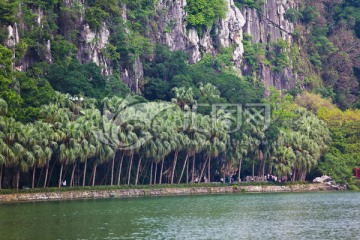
[154,0,246,67]
[138,0,297,91]
[5,0,298,93]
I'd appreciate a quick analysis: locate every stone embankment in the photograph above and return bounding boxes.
[0,184,342,203]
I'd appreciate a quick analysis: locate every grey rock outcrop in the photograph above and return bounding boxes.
[242,0,297,92]
[313,175,332,183]
[154,0,297,92]
[79,23,112,76]
[5,24,19,48]
[242,0,295,43]
[313,175,347,190]
[155,0,246,66]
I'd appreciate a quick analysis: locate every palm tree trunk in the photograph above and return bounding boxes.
[82,159,87,187]
[140,159,150,185]
[252,158,255,179]
[178,154,189,184]
[208,157,211,183]
[257,160,262,177]
[159,157,164,184]
[150,161,153,185]
[117,153,124,186]
[70,162,76,187]
[92,162,97,186]
[262,156,266,178]
[47,160,55,187]
[292,169,296,182]
[171,150,179,184]
[0,165,2,189]
[111,150,116,186]
[186,157,189,184]
[154,162,158,184]
[16,169,20,191]
[238,158,243,183]
[222,163,226,184]
[135,156,142,185]
[199,157,208,183]
[127,152,134,185]
[58,163,63,188]
[37,166,43,188]
[32,165,36,189]
[301,171,306,182]
[192,153,196,183]
[100,163,111,185]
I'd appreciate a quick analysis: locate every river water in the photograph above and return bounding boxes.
[0,191,359,239]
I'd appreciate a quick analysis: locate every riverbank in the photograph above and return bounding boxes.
[0,183,344,203]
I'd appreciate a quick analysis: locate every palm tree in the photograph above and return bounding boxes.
[166,108,186,185]
[77,108,101,186]
[100,96,144,186]
[13,123,36,190]
[0,98,8,115]
[58,121,82,188]
[203,108,231,183]
[189,113,213,183]
[91,142,114,186]
[0,99,8,189]
[32,122,59,188]
[153,108,178,184]
[0,120,15,189]
[272,109,331,181]
[172,87,195,110]
[0,118,31,189]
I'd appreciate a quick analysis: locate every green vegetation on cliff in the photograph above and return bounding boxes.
[186,0,227,34]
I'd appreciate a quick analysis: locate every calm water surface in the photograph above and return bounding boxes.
[0,191,359,239]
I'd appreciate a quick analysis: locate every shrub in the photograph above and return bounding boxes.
[85,6,109,31]
[285,8,302,22]
[300,6,319,23]
[234,0,265,11]
[186,0,227,34]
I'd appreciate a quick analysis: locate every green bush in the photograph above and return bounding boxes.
[285,8,302,22]
[234,0,265,10]
[85,6,109,31]
[242,34,266,74]
[301,6,319,23]
[186,0,227,34]
[200,47,234,70]
[123,0,156,33]
[0,0,18,25]
[51,35,78,62]
[266,39,291,73]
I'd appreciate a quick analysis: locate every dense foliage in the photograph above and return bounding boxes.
[296,92,360,186]
[285,0,360,109]
[0,0,359,190]
[0,87,332,190]
[234,0,265,11]
[186,0,227,34]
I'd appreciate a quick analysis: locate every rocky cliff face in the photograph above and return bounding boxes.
[149,0,298,91]
[155,0,246,67]
[64,0,113,76]
[79,22,113,76]
[242,0,297,91]
[5,0,298,93]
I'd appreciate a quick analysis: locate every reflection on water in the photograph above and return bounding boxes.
[0,191,359,239]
